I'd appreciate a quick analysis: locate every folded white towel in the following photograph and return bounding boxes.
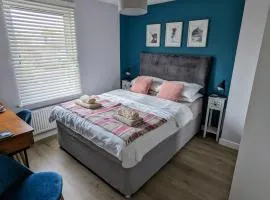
[117,108,140,120]
[113,114,143,127]
[87,98,96,104]
[80,95,90,102]
[75,99,101,109]
[79,95,96,104]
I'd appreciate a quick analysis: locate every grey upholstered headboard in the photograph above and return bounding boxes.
[140,53,212,94]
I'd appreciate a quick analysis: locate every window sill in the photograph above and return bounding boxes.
[21,93,82,110]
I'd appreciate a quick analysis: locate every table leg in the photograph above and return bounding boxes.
[13,154,22,163]
[23,149,29,168]
[10,149,30,167]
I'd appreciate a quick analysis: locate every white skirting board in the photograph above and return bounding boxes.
[219,138,239,150]
[201,125,240,150]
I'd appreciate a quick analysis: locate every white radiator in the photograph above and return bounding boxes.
[31,106,57,135]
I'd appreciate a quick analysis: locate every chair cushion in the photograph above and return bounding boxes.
[2,172,63,200]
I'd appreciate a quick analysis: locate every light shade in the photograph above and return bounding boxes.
[119,0,148,16]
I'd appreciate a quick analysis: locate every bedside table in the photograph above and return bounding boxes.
[122,80,131,90]
[203,95,227,142]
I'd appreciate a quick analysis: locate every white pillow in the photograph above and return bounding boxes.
[131,76,164,92]
[179,93,203,103]
[168,81,203,99]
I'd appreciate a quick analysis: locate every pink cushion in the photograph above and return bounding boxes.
[157,81,184,102]
[131,76,153,94]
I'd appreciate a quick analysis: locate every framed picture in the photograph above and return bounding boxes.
[187,19,209,47]
[146,24,161,47]
[165,22,183,47]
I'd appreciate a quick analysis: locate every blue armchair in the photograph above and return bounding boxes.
[0,155,63,200]
[16,109,32,125]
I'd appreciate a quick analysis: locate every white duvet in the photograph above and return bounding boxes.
[50,89,194,168]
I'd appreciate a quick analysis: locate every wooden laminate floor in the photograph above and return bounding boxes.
[28,134,237,200]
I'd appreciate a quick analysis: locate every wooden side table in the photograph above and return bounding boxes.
[0,109,34,167]
[203,95,227,142]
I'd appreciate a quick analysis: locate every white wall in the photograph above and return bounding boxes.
[0,0,120,109]
[0,9,20,109]
[229,4,270,199]
[220,0,270,148]
[75,0,120,95]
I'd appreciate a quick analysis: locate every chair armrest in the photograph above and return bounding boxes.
[9,172,63,200]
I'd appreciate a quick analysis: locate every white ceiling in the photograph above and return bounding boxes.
[98,0,175,6]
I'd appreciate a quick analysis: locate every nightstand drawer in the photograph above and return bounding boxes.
[208,98,224,110]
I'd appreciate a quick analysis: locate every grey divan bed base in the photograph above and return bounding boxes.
[57,114,202,197]
[57,53,211,197]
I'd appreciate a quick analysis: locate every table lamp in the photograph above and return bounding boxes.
[217,80,226,97]
[125,67,132,81]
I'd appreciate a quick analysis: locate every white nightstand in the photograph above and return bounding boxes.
[203,95,227,142]
[121,80,131,90]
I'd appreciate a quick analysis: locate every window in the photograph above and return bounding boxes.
[2,0,81,106]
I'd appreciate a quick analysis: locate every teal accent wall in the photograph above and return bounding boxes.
[120,0,245,96]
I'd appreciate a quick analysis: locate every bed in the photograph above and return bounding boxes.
[51,53,212,198]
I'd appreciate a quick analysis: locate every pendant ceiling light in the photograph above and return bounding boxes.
[119,0,148,16]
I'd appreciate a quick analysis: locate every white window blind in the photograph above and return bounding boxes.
[2,0,81,106]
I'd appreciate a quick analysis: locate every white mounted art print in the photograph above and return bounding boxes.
[165,22,183,47]
[146,24,161,47]
[188,19,209,47]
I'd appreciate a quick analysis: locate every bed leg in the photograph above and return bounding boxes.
[125,195,131,199]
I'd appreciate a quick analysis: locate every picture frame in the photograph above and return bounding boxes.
[146,24,161,47]
[165,22,183,47]
[187,19,209,47]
